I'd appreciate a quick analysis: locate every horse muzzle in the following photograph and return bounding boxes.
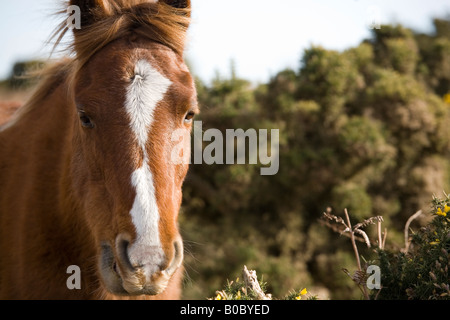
[99,234,183,296]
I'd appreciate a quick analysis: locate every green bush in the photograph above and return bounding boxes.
[181,17,450,300]
[375,195,450,300]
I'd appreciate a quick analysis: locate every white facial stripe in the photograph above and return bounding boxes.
[125,60,172,263]
[127,60,172,150]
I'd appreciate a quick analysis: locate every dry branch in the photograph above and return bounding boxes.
[242,265,272,300]
[403,210,422,253]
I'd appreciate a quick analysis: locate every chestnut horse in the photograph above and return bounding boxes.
[0,0,197,299]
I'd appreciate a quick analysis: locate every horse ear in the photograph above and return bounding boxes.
[69,0,103,29]
[160,0,191,9]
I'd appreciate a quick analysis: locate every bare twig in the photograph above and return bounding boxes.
[319,219,375,244]
[343,209,370,300]
[382,228,387,249]
[322,211,346,226]
[376,219,387,250]
[344,209,362,272]
[354,229,371,248]
[321,208,384,300]
[353,216,383,230]
[403,210,422,253]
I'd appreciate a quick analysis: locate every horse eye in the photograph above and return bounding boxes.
[184,111,195,124]
[78,111,94,128]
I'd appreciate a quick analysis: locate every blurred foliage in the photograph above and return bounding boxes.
[0,60,45,90]
[180,18,450,300]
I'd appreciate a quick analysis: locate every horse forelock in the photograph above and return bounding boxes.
[51,0,190,73]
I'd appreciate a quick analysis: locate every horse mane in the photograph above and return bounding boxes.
[4,0,190,128]
[52,0,191,70]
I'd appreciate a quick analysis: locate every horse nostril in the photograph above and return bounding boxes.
[115,234,135,273]
[113,233,183,294]
[112,261,118,275]
[164,237,184,277]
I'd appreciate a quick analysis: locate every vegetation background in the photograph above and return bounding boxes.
[1,18,449,300]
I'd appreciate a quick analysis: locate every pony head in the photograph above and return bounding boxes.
[65,0,197,296]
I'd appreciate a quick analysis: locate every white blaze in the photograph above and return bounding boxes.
[125,59,172,266]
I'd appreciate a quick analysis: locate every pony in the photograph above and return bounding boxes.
[0,0,197,299]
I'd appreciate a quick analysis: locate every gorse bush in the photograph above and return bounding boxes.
[375,194,450,299]
[212,193,450,300]
[320,196,449,300]
[180,17,450,300]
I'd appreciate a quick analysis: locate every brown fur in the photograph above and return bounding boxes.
[0,0,197,299]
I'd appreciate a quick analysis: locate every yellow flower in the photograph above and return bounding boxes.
[430,239,440,245]
[437,208,447,217]
[236,291,241,300]
[444,93,450,104]
[300,288,308,295]
[215,294,222,300]
[445,204,450,213]
[295,295,302,300]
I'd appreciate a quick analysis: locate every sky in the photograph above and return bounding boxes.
[0,0,449,84]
